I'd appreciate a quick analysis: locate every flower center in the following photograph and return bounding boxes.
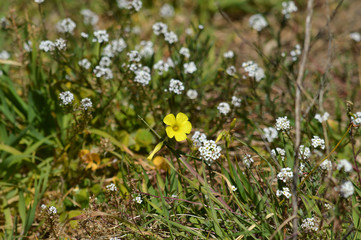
[172,125,179,131]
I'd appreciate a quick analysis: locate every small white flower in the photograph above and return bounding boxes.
[41,204,47,210]
[187,89,198,100]
[340,181,354,198]
[290,44,302,62]
[0,50,10,60]
[171,194,178,198]
[56,18,76,34]
[164,31,178,44]
[315,112,329,123]
[282,1,298,19]
[263,127,278,142]
[80,9,99,26]
[275,116,291,131]
[153,60,170,75]
[152,22,168,35]
[254,67,265,82]
[226,66,236,76]
[277,167,293,182]
[34,0,44,3]
[81,32,89,38]
[134,69,151,86]
[184,62,197,74]
[136,41,153,57]
[298,145,311,160]
[78,59,91,69]
[59,91,74,106]
[223,50,234,59]
[198,24,204,30]
[48,206,57,215]
[271,148,286,161]
[99,56,112,67]
[24,41,32,52]
[179,47,190,58]
[93,66,113,79]
[127,50,141,62]
[80,98,92,110]
[320,159,332,172]
[134,196,143,204]
[192,131,207,147]
[217,102,231,115]
[55,38,66,50]
[350,32,361,42]
[351,112,361,126]
[168,79,184,95]
[301,217,320,232]
[243,154,254,168]
[106,183,118,192]
[337,159,353,172]
[231,96,242,107]
[103,38,127,58]
[249,14,268,31]
[160,3,174,18]
[93,30,109,43]
[276,187,291,198]
[199,140,222,165]
[39,40,55,52]
[311,136,325,150]
[231,185,237,192]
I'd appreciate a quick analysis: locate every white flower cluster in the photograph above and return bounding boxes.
[290,44,301,62]
[48,206,57,215]
[301,217,320,232]
[231,96,242,107]
[263,127,278,142]
[276,187,291,198]
[320,159,332,172]
[277,167,293,182]
[311,136,325,149]
[39,40,55,52]
[168,79,184,94]
[242,61,265,81]
[103,38,127,58]
[127,50,141,62]
[337,159,353,172]
[78,59,91,69]
[243,154,254,168]
[179,47,190,58]
[298,145,311,160]
[199,140,222,165]
[154,60,170,75]
[80,9,99,26]
[340,181,354,198]
[350,32,361,42]
[106,183,118,192]
[184,62,197,74]
[136,41,154,57]
[0,50,10,60]
[299,162,305,174]
[134,68,151,86]
[226,66,236,76]
[34,0,44,3]
[271,148,286,161]
[315,112,329,123]
[217,102,231,115]
[59,91,74,106]
[80,98,92,110]
[160,3,174,18]
[93,30,109,43]
[152,22,168,35]
[223,50,234,59]
[351,112,361,125]
[248,14,268,31]
[94,66,113,79]
[56,18,76,34]
[117,0,142,11]
[99,56,111,67]
[187,89,198,100]
[134,195,143,204]
[192,131,207,147]
[275,116,290,131]
[164,31,178,44]
[282,1,298,19]
[54,38,67,51]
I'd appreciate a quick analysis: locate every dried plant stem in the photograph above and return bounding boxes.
[293,0,314,238]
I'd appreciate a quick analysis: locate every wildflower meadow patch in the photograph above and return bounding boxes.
[1,0,361,239]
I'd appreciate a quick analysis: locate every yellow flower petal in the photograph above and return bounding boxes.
[176,112,188,124]
[166,126,175,138]
[163,114,176,126]
[174,132,187,141]
[179,121,192,134]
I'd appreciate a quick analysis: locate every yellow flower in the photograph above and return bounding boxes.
[163,112,192,141]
